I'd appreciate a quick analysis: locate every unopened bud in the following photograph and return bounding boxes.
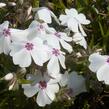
[76,52,82,58]
[8,2,16,6]
[4,73,14,81]
[19,0,24,5]
[9,81,15,90]
[20,68,26,74]
[0,3,6,8]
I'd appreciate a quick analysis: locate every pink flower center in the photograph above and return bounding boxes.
[25,43,34,51]
[38,24,44,31]
[3,28,11,37]
[107,58,109,63]
[52,48,60,56]
[39,81,47,89]
[54,32,61,38]
[39,25,44,29]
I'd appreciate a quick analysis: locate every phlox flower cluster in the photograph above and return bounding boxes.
[0,7,90,106]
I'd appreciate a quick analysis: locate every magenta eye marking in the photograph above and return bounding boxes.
[25,43,34,51]
[54,32,61,38]
[3,28,11,37]
[107,58,109,63]
[52,48,60,56]
[39,81,47,89]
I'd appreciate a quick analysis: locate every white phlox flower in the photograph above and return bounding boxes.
[59,71,87,96]
[73,32,87,49]
[22,73,59,107]
[0,21,12,54]
[29,21,73,53]
[34,7,60,24]
[10,28,49,67]
[44,31,73,53]
[89,53,109,85]
[59,8,90,36]
[47,48,66,75]
[29,20,55,36]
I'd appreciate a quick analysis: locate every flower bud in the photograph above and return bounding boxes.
[20,68,26,74]
[4,73,14,81]
[8,2,16,6]
[0,3,6,8]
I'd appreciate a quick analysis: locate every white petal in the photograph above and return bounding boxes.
[45,26,56,34]
[47,56,60,74]
[65,8,78,17]
[11,29,28,42]
[27,28,39,40]
[59,72,68,87]
[31,37,49,65]
[29,20,39,28]
[89,53,107,72]
[60,40,73,53]
[29,21,46,35]
[97,64,109,84]
[73,32,87,49]
[68,71,87,96]
[37,8,51,23]
[47,84,59,93]
[60,32,72,42]
[31,49,43,66]
[12,49,32,67]
[76,13,90,25]
[78,24,87,36]
[59,15,68,26]
[45,86,56,101]
[0,21,9,29]
[36,90,52,107]
[22,84,38,97]
[46,35,60,49]
[3,37,11,54]
[48,73,62,83]
[10,42,24,56]
[45,84,59,101]
[68,18,79,32]
[58,54,66,69]
[31,37,43,45]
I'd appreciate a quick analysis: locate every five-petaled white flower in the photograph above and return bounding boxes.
[34,7,60,24]
[47,48,66,75]
[59,8,90,36]
[29,21,73,53]
[22,73,59,107]
[0,21,12,54]
[89,53,109,85]
[10,28,49,67]
[29,20,55,36]
[73,32,87,49]
[45,31,73,53]
[59,71,87,96]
